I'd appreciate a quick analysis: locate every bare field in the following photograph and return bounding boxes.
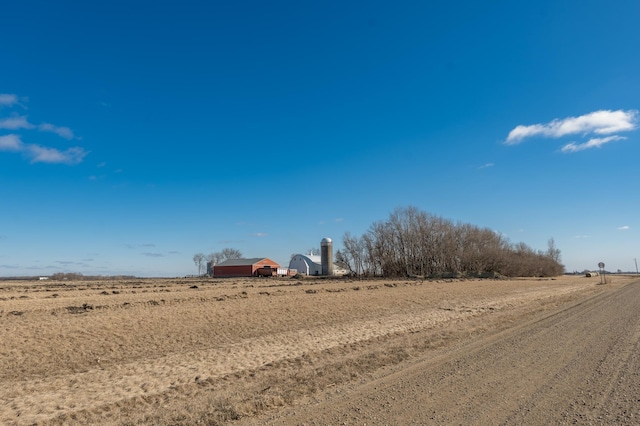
[0,274,632,425]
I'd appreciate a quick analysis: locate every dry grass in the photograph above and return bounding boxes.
[0,274,633,425]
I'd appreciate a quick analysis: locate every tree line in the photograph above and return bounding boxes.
[335,206,564,278]
[49,273,137,281]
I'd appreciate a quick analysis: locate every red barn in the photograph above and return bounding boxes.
[213,258,280,278]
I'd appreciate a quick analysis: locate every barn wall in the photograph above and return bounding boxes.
[213,259,280,277]
[289,255,322,275]
[250,259,280,275]
[213,265,254,277]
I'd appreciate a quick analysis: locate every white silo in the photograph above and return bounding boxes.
[321,237,333,276]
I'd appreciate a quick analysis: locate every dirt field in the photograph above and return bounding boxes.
[0,274,636,425]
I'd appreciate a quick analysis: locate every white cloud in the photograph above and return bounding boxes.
[0,95,86,165]
[38,123,75,139]
[561,136,626,153]
[253,232,268,237]
[142,252,164,257]
[479,162,494,169]
[0,116,75,139]
[0,134,24,151]
[27,145,88,165]
[0,94,19,107]
[0,115,33,130]
[618,226,630,230]
[506,110,638,145]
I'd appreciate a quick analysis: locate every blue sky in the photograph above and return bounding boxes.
[1,0,639,276]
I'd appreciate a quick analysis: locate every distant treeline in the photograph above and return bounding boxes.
[0,273,138,281]
[48,273,137,281]
[335,206,564,278]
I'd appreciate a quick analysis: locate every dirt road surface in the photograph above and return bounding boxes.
[249,279,640,425]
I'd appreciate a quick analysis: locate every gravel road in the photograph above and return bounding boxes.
[256,279,640,425]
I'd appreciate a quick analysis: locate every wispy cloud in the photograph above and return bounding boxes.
[618,226,630,230]
[253,232,268,237]
[1,264,19,269]
[0,94,20,107]
[38,123,75,139]
[0,94,86,165]
[27,145,88,164]
[506,110,638,145]
[0,116,76,139]
[0,134,24,151]
[55,260,86,266]
[574,235,591,239]
[0,115,33,130]
[561,136,626,153]
[479,162,494,169]
[142,252,164,257]
[126,243,157,249]
[1,134,86,164]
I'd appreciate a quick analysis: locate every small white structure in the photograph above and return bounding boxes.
[289,254,323,276]
[289,254,347,276]
[290,237,348,276]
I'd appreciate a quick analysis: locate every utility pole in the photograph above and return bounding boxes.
[635,258,638,275]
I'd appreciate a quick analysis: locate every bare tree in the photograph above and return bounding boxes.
[546,237,562,263]
[334,249,349,270]
[341,231,369,276]
[220,248,243,260]
[339,206,564,278]
[207,252,223,266]
[193,253,205,276]
[203,248,243,277]
[206,252,224,276]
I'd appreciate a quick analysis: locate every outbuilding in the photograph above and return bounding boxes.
[289,254,323,276]
[213,258,280,278]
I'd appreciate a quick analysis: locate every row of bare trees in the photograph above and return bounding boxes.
[193,248,243,276]
[335,206,564,278]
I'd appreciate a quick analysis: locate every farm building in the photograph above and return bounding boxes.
[213,258,280,278]
[289,254,323,276]
[289,255,348,277]
[289,237,347,276]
